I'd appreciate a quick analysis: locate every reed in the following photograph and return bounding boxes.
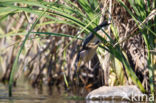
[0,0,155,96]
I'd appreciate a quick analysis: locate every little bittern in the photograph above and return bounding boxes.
[74,21,110,71]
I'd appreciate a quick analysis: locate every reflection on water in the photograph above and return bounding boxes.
[0,81,86,103]
[0,81,131,103]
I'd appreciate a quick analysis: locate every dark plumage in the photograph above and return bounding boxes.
[82,21,110,49]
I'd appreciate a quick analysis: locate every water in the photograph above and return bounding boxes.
[0,80,131,103]
[0,81,85,103]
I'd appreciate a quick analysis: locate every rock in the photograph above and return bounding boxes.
[86,85,144,101]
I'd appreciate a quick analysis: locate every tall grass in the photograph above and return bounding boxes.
[8,7,47,97]
[0,0,155,96]
[117,0,155,95]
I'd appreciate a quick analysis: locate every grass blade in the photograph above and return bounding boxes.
[32,32,83,40]
[8,8,47,97]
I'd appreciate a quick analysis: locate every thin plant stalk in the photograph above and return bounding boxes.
[8,9,47,97]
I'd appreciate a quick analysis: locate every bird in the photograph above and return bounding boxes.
[82,21,110,49]
[74,21,110,72]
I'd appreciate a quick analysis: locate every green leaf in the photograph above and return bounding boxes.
[32,32,83,40]
[9,5,47,97]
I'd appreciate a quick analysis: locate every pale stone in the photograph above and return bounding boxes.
[86,85,143,101]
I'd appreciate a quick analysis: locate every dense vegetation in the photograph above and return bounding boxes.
[0,0,155,97]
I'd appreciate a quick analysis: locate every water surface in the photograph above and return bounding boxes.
[0,80,131,103]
